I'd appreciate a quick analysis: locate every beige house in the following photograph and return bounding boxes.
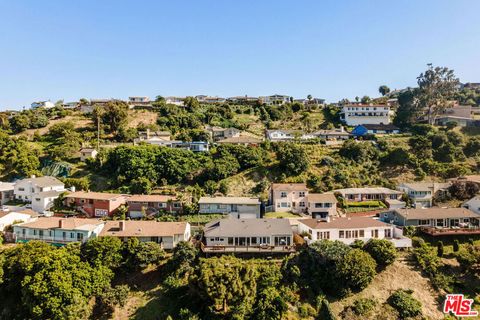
[80,148,98,161]
[306,193,338,218]
[198,196,261,219]
[206,126,241,141]
[397,182,450,208]
[269,183,309,213]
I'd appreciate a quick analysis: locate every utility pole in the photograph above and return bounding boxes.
[97,113,100,151]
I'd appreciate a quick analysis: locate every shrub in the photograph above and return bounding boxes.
[388,289,422,319]
[297,303,316,318]
[317,299,336,320]
[351,298,376,316]
[98,285,130,313]
[413,242,441,276]
[437,241,444,257]
[338,249,377,291]
[363,239,397,268]
[453,240,460,252]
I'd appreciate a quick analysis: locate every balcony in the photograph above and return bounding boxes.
[420,226,480,236]
[201,243,296,253]
[15,235,87,244]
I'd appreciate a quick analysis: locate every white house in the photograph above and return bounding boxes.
[340,104,393,126]
[0,182,15,205]
[0,209,38,231]
[306,193,338,218]
[298,216,411,248]
[31,101,55,109]
[269,183,309,213]
[265,130,299,142]
[198,196,261,219]
[463,196,480,214]
[79,148,98,161]
[259,95,291,106]
[14,176,65,213]
[165,96,185,106]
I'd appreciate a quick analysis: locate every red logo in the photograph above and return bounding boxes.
[443,294,478,317]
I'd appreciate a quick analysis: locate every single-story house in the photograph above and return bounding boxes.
[79,148,98,161]
[216,136,262,146]
[0,209,39,231]
[64,191,129,217]
[127,194,182,218]
[198,196,261,219]
[13,217,105,245]
[298,217,411,248]
[206,126,241,141]
[99,220,190,250]
[351,124,400,136]
[202,218,295,253]
[333,187,404,203]
[303,127,350,140]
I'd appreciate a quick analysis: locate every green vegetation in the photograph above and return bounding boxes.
[388,289,422,319]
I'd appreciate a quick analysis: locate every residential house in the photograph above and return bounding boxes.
[202,218,295,253]
[303,127,350,140]
[137,129,171,141]
[198,196,261,219]
[206,126,241,141]
[381,208,480,236]
[127,194,183,218]
[297,217,411,248]
[64,191,128,217]
[13,217,105,245]
[79,148,98,161]
[340,104,393,126]
[463,196,480,215]
[31,101,55,109]
[269,183,309,213]
[305,193,338,218]
[0,209,38,231]
[0,182,15,205]
[61,101,79,109]
[226,96,260,104]
[14,176,66,213]
[99,220,190,250]
[265,129,301,142]
[165,96,185,106]
[351,124,400,136]
[434,105,473,127]
[333,187,404,203]
[397,182,451,208]
[216,136,262,146]
[128,96,151,108]
[179,141,210,152]
[259,94,291,106]
[448,175,480,187]
[196,96,226,104]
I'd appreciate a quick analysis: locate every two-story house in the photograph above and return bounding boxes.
[0,182,15,205]
[99,220,190,250]
[259,94,291,106]
[64,191,129,217]
[397,182,451,208]
[340,104,393,126]
[202,218,295,254]
[298,216,411,248]
[14,176,66,213]
[269,183,309,213]
[306,193,338,218]
[127,194,183,218]
[14,217,105,245]
[198,196,261,219]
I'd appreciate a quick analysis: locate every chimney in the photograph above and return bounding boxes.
[119,220,125,231]
[59,219,64,228]
[339,126,344,133]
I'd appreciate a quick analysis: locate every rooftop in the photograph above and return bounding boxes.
[299,216,390,230]
[204,218,293,237]
[217,136,262,144]
[359,124,400,130]
[128,194,178,202]
[399,182,451,192]
[0,181,15,192]
[100,220,188,237]
[307,193,337,203]
[394,208,480,220]
[271,183,308,191]
[333,187,403,195]
[18,176,64,188]
[198,196,260,205]
[18,217,104,231]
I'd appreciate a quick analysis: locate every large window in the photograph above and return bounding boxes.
[280,192,287,198]
[418,219,430,226]
[299,192,305,197]
[317,231,330,240]
[339,230,345,238]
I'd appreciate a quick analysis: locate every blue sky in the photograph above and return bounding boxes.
[1,0,479,109]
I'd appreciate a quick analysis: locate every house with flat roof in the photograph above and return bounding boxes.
[165,96,185,106]
[198,196,261,219]
[381,207,480,236]
[340,104,393,126]
[13,217,105,245]
[128,96,151,108]
[0,181,15,205]
[64,191,128,217]
[202,218,295,254]
[305,193,338,218]
[14,176,66,213]
[304,127,350,141]
[79,148,98,161]
[127,194,182,218]
[298,217,411,248]
[99,220,190,250]
[397,182,451,208]
[269,183,309,214]
[226,96,260,104]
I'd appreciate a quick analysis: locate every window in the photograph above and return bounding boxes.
[315,203,323,208]
[299,202,305,207]
[359,230,365,237]
[77,233,84,241]
[281,202,289,208]
[251,237,257,245]
[62,232,66,240]
[35,198,40,202]
[317,231,330,239]
[228,237,234,245]
[280,192,287,198]
[299,191,305,197]
[339,230,345,238]
[70,232,75,238]
[418,219,430,226]
[19,187,25,191]
[173,202,181,208]
[33,229,37,236]
[385,229,392,238]
[372,229,379,238]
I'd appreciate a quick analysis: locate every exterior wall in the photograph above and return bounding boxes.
[271,188,309,213]
[32,195,58,213]
[267,131,295,141]
[0,212,34,231]
[298,223,393,245]
[0,190,14,205]
[14,180,64,202]
[66,197,126,217]
[341,106,391,126]
[80,150,98,161]
[464,198,480,214]
[341,192,400,202]
[13,224,103,244]
[397,186,433,208]
[307,201,337,218]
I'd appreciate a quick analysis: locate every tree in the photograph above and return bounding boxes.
[97,285,130,314]
[437,241,444,257]
[381,147,410,166]
[337,249,377,291]
[169,241,198,277]
[453,240,460,252]
[122,238,165,271]
[416,64,459,125]
[317,299,336,320]
[276,143,309,176]
[80,236,123,269]
[393,89,420,128]
[252,287,287,320]
[184,96,200,111]
[449,181,480,200]
[93,100,129,136]
[361,96,371,104]
[379,85,390,96]
[363,239,397,268]
[129,177,153,194]
[464,137,480,157]
[339,140,379,162]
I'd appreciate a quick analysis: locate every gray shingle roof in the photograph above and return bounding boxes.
[204,218,292,237]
